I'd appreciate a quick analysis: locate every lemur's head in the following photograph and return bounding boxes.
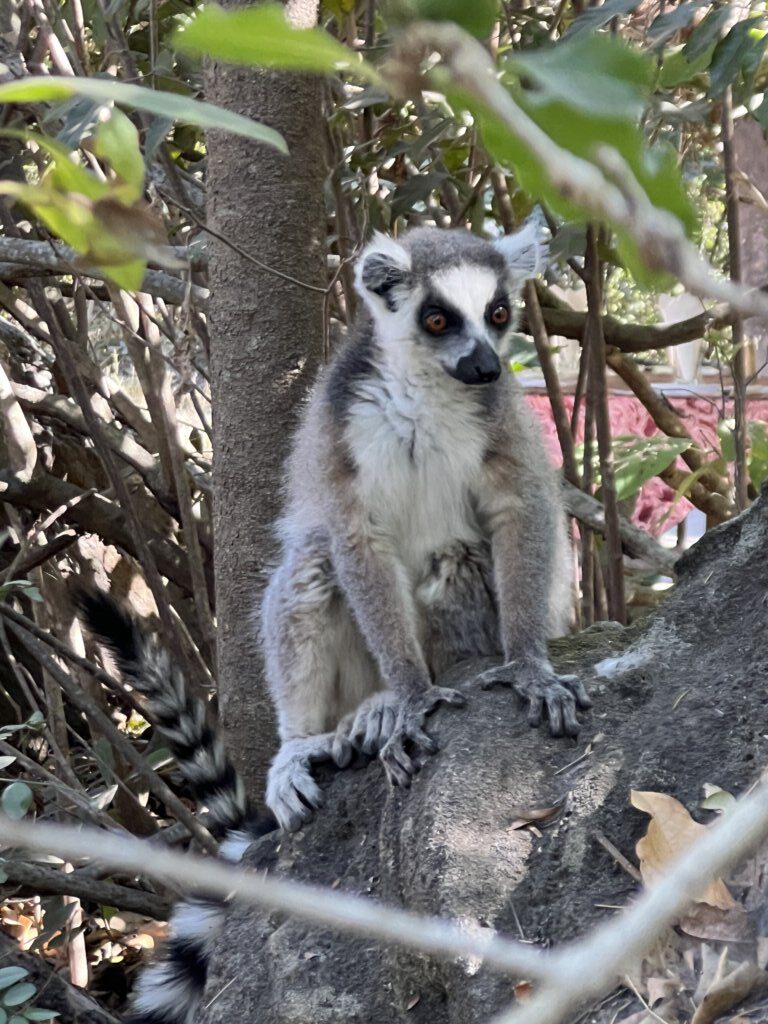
[355,214,549,386]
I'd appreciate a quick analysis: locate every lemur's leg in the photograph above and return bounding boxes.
[333,542,498,763]
[262,531,380,830]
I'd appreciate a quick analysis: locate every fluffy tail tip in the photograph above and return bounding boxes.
[75,588,140,669]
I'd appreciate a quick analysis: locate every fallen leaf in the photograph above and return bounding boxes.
[691,962,766,1024]
[646,975,679,1006]
[406,995,420,1011]
[700,784,736,813]
[507,798,565,831]
[632,790,737,909]
[514,980,533,1002]
[679,904,752,943]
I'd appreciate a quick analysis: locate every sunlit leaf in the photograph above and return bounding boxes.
[632,789,737,910]
[175,4,381,85]
[0,76,286,153]
[92,108,145,202]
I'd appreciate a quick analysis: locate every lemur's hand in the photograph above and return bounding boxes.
[478,657,591,738]
[379,686,466,787]
[333,691,400,761]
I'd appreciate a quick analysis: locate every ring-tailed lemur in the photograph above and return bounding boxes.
[263,216,591,832]
[79,593,275,1024]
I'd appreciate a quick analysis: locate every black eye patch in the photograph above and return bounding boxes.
[485,293,511,330]
[418,296,463,337]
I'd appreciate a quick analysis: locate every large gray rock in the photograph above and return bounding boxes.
[199,492,768,1024]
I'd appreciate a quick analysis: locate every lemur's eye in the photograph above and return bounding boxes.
[423,311,449,335]
[490,303,510,327]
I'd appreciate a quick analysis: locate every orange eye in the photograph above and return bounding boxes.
[490,304,509,327]
[424,311,448,334]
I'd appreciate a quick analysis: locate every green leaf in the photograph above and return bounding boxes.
[0,128,109,201]
[0,1007,6,1024]
[507,34,652,122]
[648,2,706,48]
[563,0,642,38]
[1,985,36,1008]
[577,435,692,501]
[406,0,497,39]
[700,786,736,812]
[390,171,448,217]
[467,35,695,284]
[683,6,731,61]
[748,420,768,489]
[612,436,692,501]
[1,782,33,821]
[659,43,716,89]
[24,1012,61,1022]
[709,17,768,98]
[92,108,145,202]
[0,971,28,994]
[0,757,16,770]
[175,4,380,85]
[0,76,286,154]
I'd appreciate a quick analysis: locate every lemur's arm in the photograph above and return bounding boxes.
[328,454,465,783]
[475,415,591,737]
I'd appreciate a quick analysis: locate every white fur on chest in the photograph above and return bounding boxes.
[346,371,487,571]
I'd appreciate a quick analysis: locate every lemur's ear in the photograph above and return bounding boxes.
[493,207,551,285]
[356,232,412,312]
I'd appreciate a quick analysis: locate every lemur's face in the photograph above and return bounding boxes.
[414,263,508,385]
[356,223,548,387]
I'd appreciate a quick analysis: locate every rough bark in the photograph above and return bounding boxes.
[205,2,325,797]
[199,488,768,1024]
[734,117,768,368]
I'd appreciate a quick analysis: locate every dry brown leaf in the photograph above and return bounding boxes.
[631,790,737,909]
[507,799,565,831]
[691,962,766,1024]
[513,980,533,1002]
[679,904,752,943]
[646,975,679,1006]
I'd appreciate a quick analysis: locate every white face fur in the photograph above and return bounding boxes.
[354,217,549,387]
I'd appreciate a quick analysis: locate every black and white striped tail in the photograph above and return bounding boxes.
[79,592,274,1024]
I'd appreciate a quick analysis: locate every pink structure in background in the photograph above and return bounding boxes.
[525,392,768,537]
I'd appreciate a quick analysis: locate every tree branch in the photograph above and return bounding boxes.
[561,481,678,574]
[0,236,209,306]
[1,859,171,919]
[0,469,195,594]
[520,297,736,355]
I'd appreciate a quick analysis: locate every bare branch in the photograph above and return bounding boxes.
[0,236,209,306]
[0,469,195,594]
[561,481,678,574]
[2,859,171,919]
[521,295,737,355]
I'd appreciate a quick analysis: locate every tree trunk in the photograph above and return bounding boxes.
[734,117,768,371]
[205,2,325,798]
